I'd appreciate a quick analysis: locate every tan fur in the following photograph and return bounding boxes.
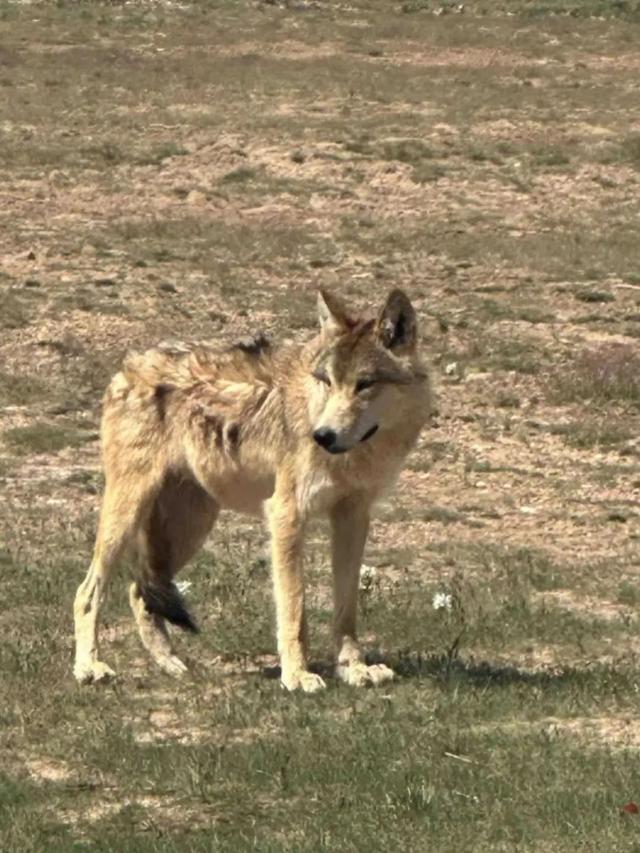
[73,289,432,691]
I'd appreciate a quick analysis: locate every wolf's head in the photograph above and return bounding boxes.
[307,288,429,455]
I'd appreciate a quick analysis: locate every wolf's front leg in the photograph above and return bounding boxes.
[266,479,326,693]
[330,497,394,687]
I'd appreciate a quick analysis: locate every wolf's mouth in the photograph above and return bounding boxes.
[359,424,379,443]
[319,424,379,454]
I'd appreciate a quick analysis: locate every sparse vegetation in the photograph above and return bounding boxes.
[4,421,96,455]
[549,344,640,408]
[575,289,615,305]
[550,417,636,451]
[0,371,48,407]
[1,0,639,849]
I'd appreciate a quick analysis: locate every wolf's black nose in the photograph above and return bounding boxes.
[313,428,337,450]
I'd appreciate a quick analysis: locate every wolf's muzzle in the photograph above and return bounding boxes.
[313,424,379,454]
[313,427,343,453]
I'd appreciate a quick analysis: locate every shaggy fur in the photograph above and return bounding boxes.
[73,289,432,691]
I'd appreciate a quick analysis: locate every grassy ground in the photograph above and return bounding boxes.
[1,0,640,849]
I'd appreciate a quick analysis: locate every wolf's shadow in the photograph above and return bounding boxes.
[390,652,584,688]
[262,651,590,688]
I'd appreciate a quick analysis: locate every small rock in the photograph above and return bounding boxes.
[186,190,207,206]
[159,282,178,294]
[27,249,36,260]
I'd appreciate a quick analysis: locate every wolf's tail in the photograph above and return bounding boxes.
[138,579,199,633]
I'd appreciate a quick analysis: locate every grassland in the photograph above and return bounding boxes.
[1,0,640,850]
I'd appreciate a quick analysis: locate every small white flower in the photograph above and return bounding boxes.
[520,505,537,514]
[175,580,193,595]
[359,565,377,588]
[432,592,453,611]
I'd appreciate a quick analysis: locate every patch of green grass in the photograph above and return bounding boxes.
[437,222,639,283]
[80,140,188,168]
[1,137,188,173]
[379,138,437,164]
[472,298,554,326]
[0,371,49,407]
[1,502,639,851]
[412,160,449,183]
[0,773,81,853]
[467,335,542,375]
[617,581,640,607]
[103,216,319,281]
[218,165,323,201]
[574,289,616,305]
[590,463,640,487]
[597,132,640,170]
[221,166,259,184]
[3,421,96,455]
[75,724,640,852]
[548,344,640,408]
[136,141,189,166]
[343,134,446,184]
[549,417,636,451]
[495,390,522,407]
[80,140,127,166]
[422,505,467,525]
[64,469,101,494]
[0,291,35,330]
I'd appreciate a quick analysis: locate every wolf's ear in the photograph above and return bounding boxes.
[376,289,417,351]
[317,289,352,334]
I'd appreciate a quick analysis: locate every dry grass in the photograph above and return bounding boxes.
[548,343,640,408]
[1,0,640,850]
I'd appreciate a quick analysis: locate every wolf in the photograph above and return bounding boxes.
[73,288,431,692]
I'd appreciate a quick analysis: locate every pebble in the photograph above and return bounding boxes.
[186,190,207,206]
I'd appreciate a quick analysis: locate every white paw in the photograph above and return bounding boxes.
[337,661,395,687]
[281,670,327,693]
[157,654,188,678]
[74,660,116,685]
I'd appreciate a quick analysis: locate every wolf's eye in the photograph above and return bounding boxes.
[355,377,376,393]
[313,371,331,386]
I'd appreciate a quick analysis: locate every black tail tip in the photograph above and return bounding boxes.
[139,581,199,633]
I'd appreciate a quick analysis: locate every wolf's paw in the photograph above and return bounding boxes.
[337,661,395,688]
[157,654,188,678]
[281,670,327,693]
[74,660,116,685]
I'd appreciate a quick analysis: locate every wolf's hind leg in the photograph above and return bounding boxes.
[132,473,218,676]
[74,479,154,684]
[73,552,118,684]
